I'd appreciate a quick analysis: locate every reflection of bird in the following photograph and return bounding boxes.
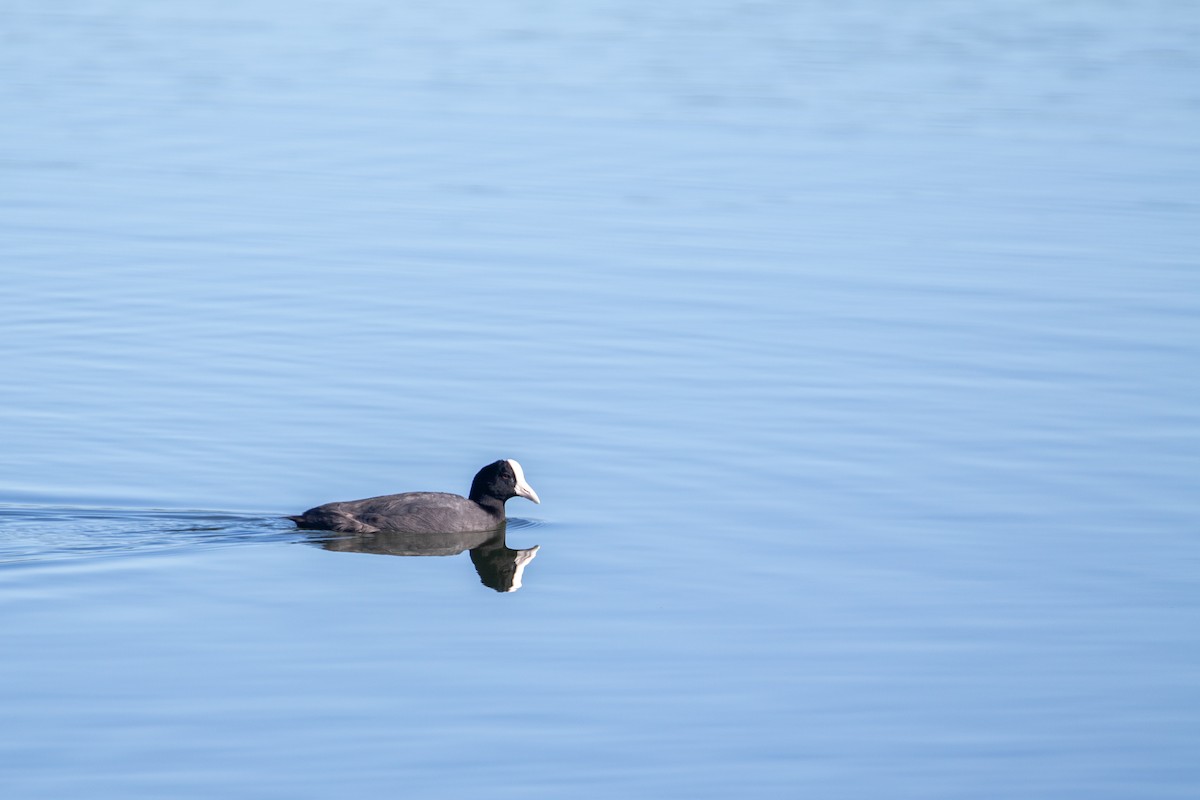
[470,534,539,593]
[313,525,540,593]
[287,459,539,534]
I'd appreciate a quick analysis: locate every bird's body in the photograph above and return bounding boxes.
[289,491,498,534]
[287,459,539,534]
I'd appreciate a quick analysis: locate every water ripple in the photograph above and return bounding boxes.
[505,517,548,530]
[0,505,553,564]
[0,504,300,564]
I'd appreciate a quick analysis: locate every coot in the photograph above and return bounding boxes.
[287,459,540,534]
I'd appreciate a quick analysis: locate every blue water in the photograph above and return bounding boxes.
[3,1,1199,797]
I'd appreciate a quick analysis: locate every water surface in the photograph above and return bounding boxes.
[2,1,1198,797]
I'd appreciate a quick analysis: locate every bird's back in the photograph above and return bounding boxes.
[289,491,501,534]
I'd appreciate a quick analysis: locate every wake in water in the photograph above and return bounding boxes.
[0,504,549,566]
[0,504,303,564]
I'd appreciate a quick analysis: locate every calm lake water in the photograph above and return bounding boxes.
[2,1,1199,797]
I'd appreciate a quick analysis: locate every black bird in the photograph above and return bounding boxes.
[287,459,540,534]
